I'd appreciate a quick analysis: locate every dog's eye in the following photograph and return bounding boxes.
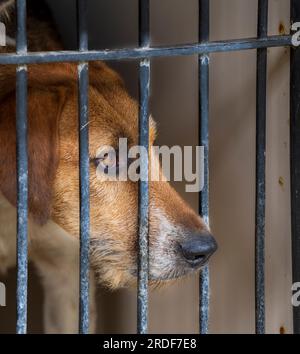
[91,152,119,175]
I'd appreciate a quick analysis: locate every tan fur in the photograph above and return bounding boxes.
[0,59,211,283]
[0,1,215,333]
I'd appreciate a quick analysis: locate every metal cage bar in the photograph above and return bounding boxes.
[0,35,292,65]
[16,0,28,335]
[199,0,210,335]
[77,0,90,334]
[137,0,150,335]
[255,0,268,335]
[5,0,298,335]
[291,0,300,335]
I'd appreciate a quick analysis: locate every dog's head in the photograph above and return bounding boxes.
[0,62,217,289]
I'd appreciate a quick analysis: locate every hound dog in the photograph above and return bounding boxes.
[0,0,217,333]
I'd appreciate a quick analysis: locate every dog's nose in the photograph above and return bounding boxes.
[179,234,217,267]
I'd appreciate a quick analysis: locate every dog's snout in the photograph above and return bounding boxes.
[179,234,217,267]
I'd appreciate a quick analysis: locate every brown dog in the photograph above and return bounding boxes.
[0,1,217,333]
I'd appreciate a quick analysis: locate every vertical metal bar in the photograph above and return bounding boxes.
[137,0,150,335]
[77,0,90,334]
[16,0,28,335]
[255,0,268,335]
[290,0,300,335]
[199,0,210,335]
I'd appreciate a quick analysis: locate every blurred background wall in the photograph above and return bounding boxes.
[0,0,292,333]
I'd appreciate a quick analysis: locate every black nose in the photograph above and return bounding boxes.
[179,234,217,267]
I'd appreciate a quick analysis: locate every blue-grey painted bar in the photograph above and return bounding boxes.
[0,35,292,65]
[255,0,268,334]
[77,0,90,334]
[16,0,28,335]
[137,0,150,334]
[290,0,300,335]
[199,0,210,335]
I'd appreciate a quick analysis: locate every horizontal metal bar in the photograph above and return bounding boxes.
[0,35,292,65]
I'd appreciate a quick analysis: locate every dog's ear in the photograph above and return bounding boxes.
[0,83,66,225]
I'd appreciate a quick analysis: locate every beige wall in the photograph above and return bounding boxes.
[0,0,292,333]
[209,0,292,334]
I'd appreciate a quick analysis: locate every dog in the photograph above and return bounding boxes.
[0,0,217,333]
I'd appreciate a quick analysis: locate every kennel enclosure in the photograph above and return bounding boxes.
[0,0,299,333]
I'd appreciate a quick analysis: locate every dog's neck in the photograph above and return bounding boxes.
[0,0,63,51]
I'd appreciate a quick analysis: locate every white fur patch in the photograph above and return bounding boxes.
[149,208,189,280]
